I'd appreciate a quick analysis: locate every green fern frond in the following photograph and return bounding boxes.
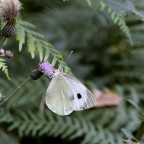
[0,18,69,78]
[99,0,133,45]
[16,23,26,51]
[0,109,124,144]
[27,33,36,58]
[86,0,92,7]
[16,19,68,70]
[0,58,10,79]
[111,11,133,45]
[103,0,144,22]
[0,108,139,144]
[98,0,144,45]
[0,77,141,144]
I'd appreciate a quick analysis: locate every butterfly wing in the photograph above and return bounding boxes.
[45,74,74,115]
[64,74,96,111]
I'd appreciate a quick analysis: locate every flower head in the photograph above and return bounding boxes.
[0,0,22,37]
[39,61,54,77]
[0,0,22,22]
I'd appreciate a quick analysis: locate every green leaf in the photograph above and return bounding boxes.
[121,128,134,140]
[86,0,92,7]
[16,24,25,51]
[0,58,10,79]
[127,99,142,114]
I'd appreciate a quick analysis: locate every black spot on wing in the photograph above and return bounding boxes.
[77,93,82,99]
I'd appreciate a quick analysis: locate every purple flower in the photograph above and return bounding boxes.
[39,61,54,77]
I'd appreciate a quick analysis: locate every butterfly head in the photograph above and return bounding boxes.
[52,69,60,77]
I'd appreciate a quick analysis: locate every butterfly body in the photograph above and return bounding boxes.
[45,69,96,115]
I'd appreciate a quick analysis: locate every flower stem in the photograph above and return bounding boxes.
[0,77,31,106]
[0,37,7,48]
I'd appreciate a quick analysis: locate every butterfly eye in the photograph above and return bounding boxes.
[77,93,82,99]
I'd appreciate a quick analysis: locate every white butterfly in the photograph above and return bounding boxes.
[45,68,96,115]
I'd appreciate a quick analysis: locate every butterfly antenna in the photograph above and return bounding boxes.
[58,51,73,71]
[0,77,31,106]
[65,51,73,63]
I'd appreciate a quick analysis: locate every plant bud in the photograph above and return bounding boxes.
[30,69,44,80]
[1,23,16,37]
[5,50,13,58]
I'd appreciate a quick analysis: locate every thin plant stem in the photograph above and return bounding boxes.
[0,37,7,48]
[0,77,31,106]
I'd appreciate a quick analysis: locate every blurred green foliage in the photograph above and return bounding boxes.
[1,0,144,144]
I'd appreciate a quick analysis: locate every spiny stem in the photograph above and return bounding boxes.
[0,77,31,106]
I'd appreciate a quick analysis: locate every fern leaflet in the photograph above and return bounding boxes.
[0,58,9,79]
